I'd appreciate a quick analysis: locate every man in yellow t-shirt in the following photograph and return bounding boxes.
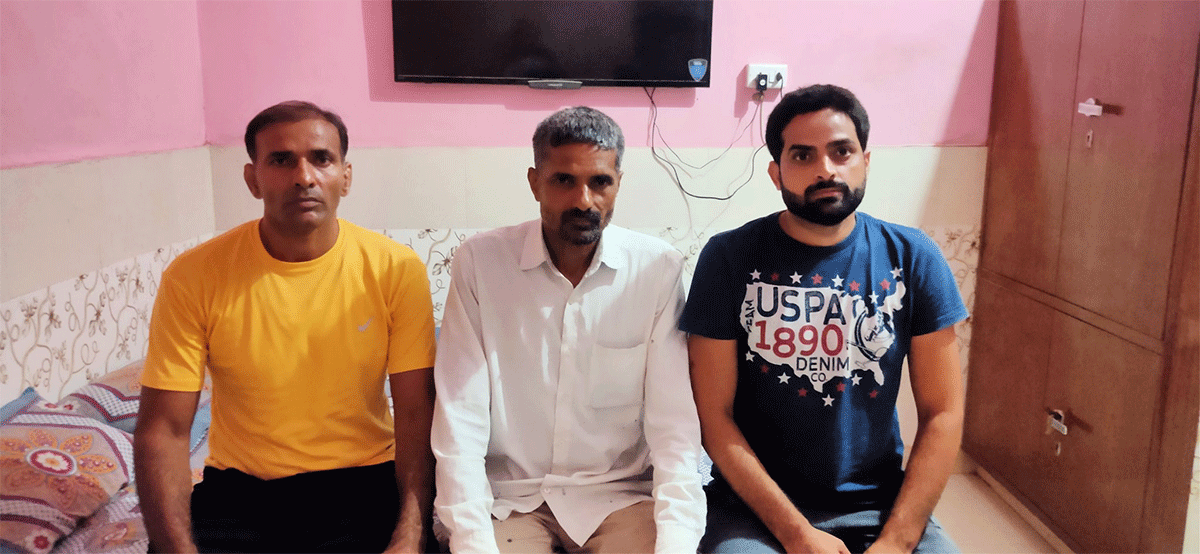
[133,101,437,554]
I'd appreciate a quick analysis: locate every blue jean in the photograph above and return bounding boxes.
[700,487,960,554]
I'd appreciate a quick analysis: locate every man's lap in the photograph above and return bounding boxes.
[493,501,656,554]
[700,486,959,554]
[191,461,400,553]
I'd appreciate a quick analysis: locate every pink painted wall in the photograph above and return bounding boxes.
[199,0,997,150]
[0,1,206,168]
[0,0,996,168]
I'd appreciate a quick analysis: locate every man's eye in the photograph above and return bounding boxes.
[793,151,810,161]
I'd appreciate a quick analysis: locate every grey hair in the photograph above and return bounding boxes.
[532,106,625,169]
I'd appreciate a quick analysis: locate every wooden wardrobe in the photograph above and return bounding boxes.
[964,1,1199,552]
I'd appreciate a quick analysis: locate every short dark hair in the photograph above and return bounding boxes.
[532,106,625,169]
[244,100,349,161]
[766,84,870,162]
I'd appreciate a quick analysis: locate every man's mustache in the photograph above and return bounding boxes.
[806,180,851,197]
[563,208,602,225]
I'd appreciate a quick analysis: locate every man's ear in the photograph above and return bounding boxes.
[863,150,871,169]
[528,167,540,201]
[340,162,353,197]
[768,160,782,191]
[244,163,262,199]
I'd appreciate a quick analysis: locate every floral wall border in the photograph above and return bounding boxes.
[1,236,211,402]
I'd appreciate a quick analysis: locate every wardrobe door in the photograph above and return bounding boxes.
[963,276,1056,504]
[979,0,1083,292]
[1055,1,1200,338]
[1040,313,1163,553]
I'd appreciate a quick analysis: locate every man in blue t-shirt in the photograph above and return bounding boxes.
[680,84,967,554]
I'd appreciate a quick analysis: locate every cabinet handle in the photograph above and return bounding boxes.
[1077,98,1105,117]
[1046,409,1069,435]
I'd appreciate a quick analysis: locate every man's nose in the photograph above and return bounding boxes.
[571,184,594,210]
[816,155,837,182]
[293,159,317,188]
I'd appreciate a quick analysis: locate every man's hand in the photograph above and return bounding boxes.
[782,525,851,554]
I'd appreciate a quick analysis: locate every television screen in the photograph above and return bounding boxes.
[392,0,713,87]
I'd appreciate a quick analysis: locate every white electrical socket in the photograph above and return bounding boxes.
[745,64,787,90]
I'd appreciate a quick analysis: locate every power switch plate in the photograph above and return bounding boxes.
[745,64,787,89]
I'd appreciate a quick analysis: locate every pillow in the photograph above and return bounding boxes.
[57,361,145,433]
[0,393,133,554]
[57,359,213,449]
[0,388,42,424]
[50,486,147,554]
[189,422,210,485]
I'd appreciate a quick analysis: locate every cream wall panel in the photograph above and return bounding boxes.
[209,146,259,232]
[211,145,985,235]
[1,147,215,301]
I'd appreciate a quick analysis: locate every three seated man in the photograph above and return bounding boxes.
[135,86,965,554]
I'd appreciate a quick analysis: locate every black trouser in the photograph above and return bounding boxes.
[190,461,401,553]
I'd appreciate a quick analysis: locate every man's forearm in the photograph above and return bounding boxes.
[875,410,962,552]
[388,368,436,553]
[705,417,814,546]
[388,444,434,552]
[134,432,198,554]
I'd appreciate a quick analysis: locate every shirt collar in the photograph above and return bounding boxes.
[518,219,626,272]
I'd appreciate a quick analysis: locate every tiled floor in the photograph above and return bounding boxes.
[934,473,1058,553]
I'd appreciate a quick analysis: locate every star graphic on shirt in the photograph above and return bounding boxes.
[869,292,879,304]
[832,275,844,288]
[750,270,761,281]
[823,395,835,407]
[770,272,781,282]
[851,375,862,386]
[798,388,808,397]
[891,267,903,280]
[880,279,891,291]
[811,273,824,285]
[790,272,802,284]
[761,364,769,374]
[869,390,880,399]
[837,383,846,392]
[849,281,861,292]
[745,352,755,362]
[778,373,791,384]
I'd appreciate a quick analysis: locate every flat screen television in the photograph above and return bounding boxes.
[392,0,713,88]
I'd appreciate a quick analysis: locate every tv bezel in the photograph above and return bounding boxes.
[391,0,713,88]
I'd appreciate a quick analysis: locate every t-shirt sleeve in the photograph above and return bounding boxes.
[680,235,742,340]
[387,249,438,374]
[908,233,969,337]
[141,261,208,392]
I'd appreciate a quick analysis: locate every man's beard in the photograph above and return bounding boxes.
[558,207,609,245]
[780,176,865,226]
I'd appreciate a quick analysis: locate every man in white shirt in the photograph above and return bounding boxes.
[431,106,705,554]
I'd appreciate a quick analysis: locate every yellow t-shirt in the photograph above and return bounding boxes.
[142,219,437,479]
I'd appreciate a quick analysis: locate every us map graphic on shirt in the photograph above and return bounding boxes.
[741,268,906,405]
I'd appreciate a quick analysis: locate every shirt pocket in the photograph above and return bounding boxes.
[588,342,648,408]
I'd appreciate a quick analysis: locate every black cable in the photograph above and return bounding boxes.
[643,87,768,201]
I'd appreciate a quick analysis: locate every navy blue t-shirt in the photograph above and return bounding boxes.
[680,212,967,512]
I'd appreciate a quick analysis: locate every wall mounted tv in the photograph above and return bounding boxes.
[392,0,713,88]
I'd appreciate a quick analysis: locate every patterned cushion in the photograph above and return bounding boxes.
[51,487,147,554]
[57,359,213,451]
[58,361,145,433]
[0,393,133,554]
